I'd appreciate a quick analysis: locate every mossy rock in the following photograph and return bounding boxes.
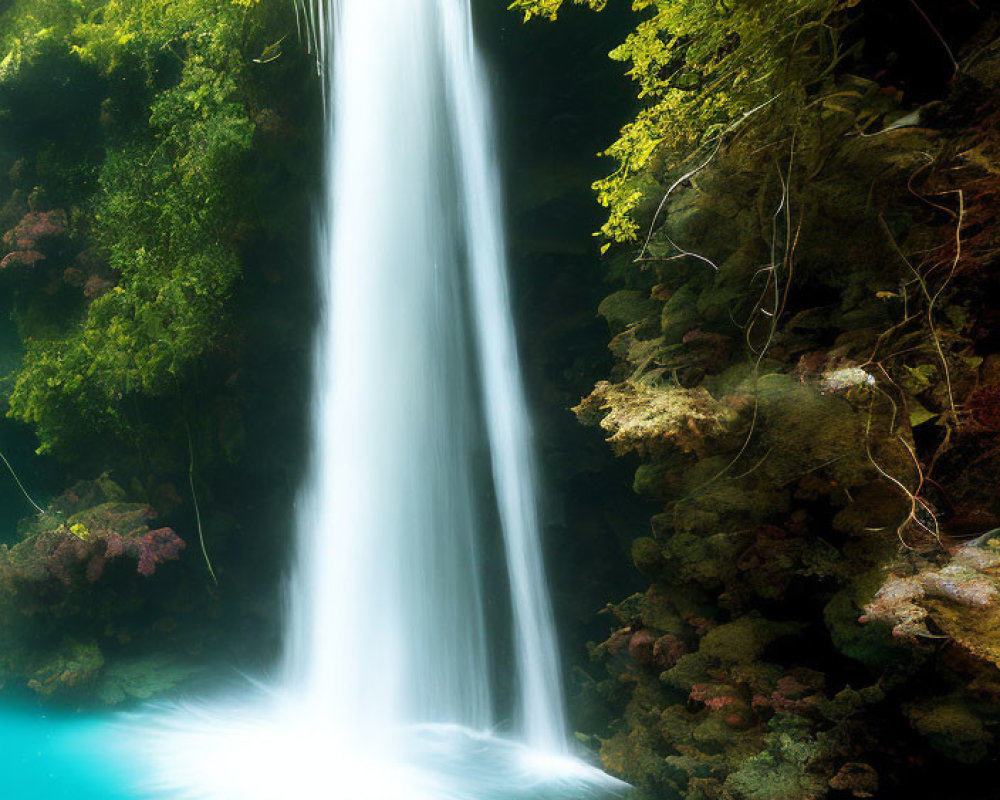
[658,531,745,588]
[699,615,803,665]
[723,718,825,800]
[755,377,874,488]
[660,283,701,345]
[598,290,660,334]
[66,502,154,535]
[908,700,992,764]
[25,638,104,697]
[925,597,1000,670]
[663,652,714,693]
[824,576,910,671]
[96,657,199,706]
[639,584,691,636]
[632,462,675,499]
[632,537,667,579]
[674,483,790,536]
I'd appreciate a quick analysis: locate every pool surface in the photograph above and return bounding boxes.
[1,700,629,800]
[1,706,142,800]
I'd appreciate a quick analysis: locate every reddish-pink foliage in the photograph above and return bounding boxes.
[33,525,185,586]
[52,524,185,583]
[1,249,45,269]
[704,696,737,712]
[689,683,711,703]
[1,210,67,270]
[135,528,186,577]
[4,210,66,248]
[6,506,185,589]
[752,689,820,714]
[628,629,656,665]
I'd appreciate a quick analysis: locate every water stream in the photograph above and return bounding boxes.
[4,2,626,797]
[287,0,566,750]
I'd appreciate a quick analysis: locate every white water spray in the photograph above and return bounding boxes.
[123,2,627,797]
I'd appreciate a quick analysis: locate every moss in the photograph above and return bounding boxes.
[632,537,667,579]
[699,616,802,666]
[96,657,198,705]
[755,377,877,489]
[599,289,660,334]
[658,531,745,588]
[663,653,714,693]
[632,462,673,499]
[723,716,825,800]
[574,379,741,458]
[640,584,704,637]
[600,726,676,797]
[925,598,1000,669]
[909,701,993,764]
[25,638,104,697]
[673,484,790,536]
[824,575,906,670]
[660,283,701,344]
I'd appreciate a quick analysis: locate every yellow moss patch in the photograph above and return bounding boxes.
[574,380,738,457]
[926,599,1000,669]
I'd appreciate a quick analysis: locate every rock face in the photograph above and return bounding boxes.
[524,1,1000,797]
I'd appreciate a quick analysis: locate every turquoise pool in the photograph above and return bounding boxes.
[0,706,142,800]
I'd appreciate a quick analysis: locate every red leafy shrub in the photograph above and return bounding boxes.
[1,484,186,589]
[0,209,67,270]
[1,249,45,269]
[5,513,185,587]
[136,528,186,577]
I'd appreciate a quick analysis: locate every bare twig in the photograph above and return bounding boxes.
[0,447,45,515]
[185,418,218,586]
[906,0,959,76]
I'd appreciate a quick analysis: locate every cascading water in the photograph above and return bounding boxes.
[286,0,566,751]
[285,0,496,737]
[4,2,628,797]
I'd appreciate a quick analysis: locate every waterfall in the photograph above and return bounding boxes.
[441,2,567,751]
[287,0,565,749]
[118,2,626,797]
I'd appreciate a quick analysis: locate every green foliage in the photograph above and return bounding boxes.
[724,715,825,800]
[71,0,266,78]
[0,0,314,701]
[516,0,845,240]
[1,0,274,452]
[0,0,90,83]
[508,0,606,23]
